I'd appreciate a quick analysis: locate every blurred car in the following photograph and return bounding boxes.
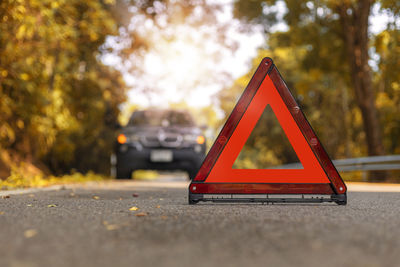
[115,109,206,180]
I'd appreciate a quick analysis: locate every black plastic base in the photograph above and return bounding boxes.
[189,193,347,205]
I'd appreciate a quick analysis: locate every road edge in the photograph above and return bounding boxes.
[1,181,400,196]
[0,185,66,197]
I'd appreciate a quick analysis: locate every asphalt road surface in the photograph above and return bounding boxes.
[1,177,400,267]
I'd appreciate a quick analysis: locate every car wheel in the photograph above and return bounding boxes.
[116,168,132,179]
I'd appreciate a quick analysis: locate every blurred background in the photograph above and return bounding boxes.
[0,0,399,186]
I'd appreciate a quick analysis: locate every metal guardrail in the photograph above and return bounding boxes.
[276,155,400,172]
[333,155,400,172]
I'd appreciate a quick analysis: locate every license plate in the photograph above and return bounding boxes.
[150,150,173,162]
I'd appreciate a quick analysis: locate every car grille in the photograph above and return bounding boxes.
[142,136,159,147]
[140,133,182,148]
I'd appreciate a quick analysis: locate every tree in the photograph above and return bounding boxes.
[0,0,229,178]
[0,0,127,177]
[231,0,400,181]
[334,0,384,157]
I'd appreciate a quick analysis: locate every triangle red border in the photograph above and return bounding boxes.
[190,58,347,195]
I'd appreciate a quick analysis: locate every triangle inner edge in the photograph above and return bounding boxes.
[232,104,303,170]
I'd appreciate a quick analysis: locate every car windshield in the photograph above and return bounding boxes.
[128,110,195,127]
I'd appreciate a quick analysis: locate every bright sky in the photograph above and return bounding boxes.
[102,0,266,109]
[126,22,264,107]
[101,1,392,110]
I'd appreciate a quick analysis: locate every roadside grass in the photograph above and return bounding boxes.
[0,166,168,190]
[0,166,110,190]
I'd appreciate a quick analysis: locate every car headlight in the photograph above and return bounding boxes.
[184,134,205,144]
[117,134,127,144]
[183,134,197,142]
[118,134,140,144]
[130,135,140,142]
[196,135,205,144]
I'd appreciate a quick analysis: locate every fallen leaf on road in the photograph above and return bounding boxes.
[105,224,119,231]
[0,211,4,215]
[103,221,120,230]
[2,195,10,199]
[24,229,37,238]
[159,198,164,201]
[135,212,148,217]
[129,206,139,211]
[47,204,57,208]
[27,204,33,207]
[132,193,139,197]
[160,215,168,220]
[92,196,100,200]
[29,194,35,197]
[69,192,75,197]
[156,205,161,208]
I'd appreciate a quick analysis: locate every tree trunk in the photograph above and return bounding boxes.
[336,0,386,181]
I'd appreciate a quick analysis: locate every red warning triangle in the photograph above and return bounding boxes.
[189,58,347,205]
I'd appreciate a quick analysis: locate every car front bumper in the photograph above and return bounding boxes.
[116,143,205,172]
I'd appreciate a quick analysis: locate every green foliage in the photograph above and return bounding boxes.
[0,0,225,182]
[0,0,127,178]
[227,0,400,176]
[374,29,400,154]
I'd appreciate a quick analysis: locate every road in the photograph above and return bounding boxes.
[1,177,400,267]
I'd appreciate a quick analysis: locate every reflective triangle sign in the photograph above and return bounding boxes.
[189,58,347,205]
